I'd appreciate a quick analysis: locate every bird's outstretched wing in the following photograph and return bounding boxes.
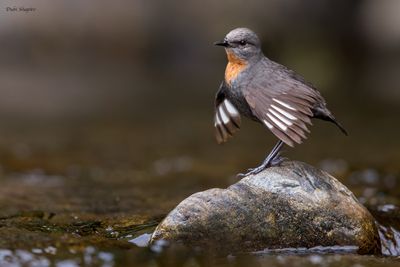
[214,83,241,144]
[242,60,322,147]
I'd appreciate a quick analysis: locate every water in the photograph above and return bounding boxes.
[0,118,399,266]
[1,0,400,265]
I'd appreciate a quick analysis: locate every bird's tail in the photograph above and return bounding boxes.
[323,114,348,136]
[313,107,348,136]
[330,118,348,136]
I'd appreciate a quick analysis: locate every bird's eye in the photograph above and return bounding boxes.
[239,40,246,45]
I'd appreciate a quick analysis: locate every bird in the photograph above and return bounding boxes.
[213,28,347,176]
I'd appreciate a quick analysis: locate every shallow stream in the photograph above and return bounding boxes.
[0,116,399,266]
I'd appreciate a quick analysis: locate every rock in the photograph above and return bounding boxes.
[150,161,381,254]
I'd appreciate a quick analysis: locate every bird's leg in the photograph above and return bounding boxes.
[259,140,284,167]
[238,141,284,177]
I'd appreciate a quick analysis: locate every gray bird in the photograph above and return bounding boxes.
[213,28,347,176]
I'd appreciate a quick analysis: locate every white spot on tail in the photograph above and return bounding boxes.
[268,108,293,126]
[219,106,230,124]
[272,98,296,111]
[271,105,297,120]
[223,99,239,116]
[267,113,288,131]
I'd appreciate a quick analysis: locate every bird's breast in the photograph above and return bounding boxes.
[224,50,248,85]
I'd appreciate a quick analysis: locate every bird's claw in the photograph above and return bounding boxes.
[270,155,286,166]
[236,153,287,178]
[237,166,264,177]
[237,168,254,177]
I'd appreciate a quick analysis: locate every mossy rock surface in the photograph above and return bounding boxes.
[151,161,381,254]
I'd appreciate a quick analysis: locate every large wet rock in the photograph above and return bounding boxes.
[151,161,381,254]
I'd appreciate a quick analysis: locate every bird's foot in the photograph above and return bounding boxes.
[237,153,286,178]
[237,165,265,177]
[269,154,286,167]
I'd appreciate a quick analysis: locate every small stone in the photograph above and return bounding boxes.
[150,161,381,254]
[129,233,152,247]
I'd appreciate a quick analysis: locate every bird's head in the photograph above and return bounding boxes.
[214,28,263,63]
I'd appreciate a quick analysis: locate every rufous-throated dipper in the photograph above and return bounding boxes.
[213,28,347,176]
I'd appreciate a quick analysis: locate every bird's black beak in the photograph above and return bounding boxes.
[214,40,229,47]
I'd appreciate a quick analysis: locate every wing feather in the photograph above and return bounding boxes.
[214,97,241,143]
[242,59,320,146]
[222,100,241,128]
[262,117,295,147]
[268,111,302,145]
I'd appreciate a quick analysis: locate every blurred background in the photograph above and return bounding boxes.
[0,0,400,263]
[1,0,400,167]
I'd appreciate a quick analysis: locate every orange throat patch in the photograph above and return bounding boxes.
[225,50,247,85]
